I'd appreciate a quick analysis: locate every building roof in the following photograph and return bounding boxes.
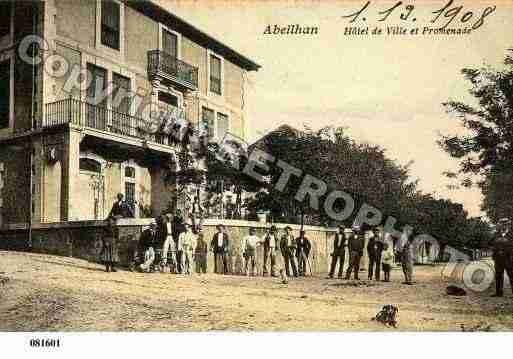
[125,0,261,72]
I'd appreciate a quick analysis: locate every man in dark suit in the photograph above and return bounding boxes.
[328,225,348,279]
[368,226,385,280]
[492,218,513,297]
[280,226,298,277]
[345,227,364,280]
[296,230,312,276]
[210,224,230,274]
[109,193,135,219]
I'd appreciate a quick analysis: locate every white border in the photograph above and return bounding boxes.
[2,333,512,359]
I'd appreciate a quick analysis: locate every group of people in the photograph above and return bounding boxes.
[97,194,412,284]
[130,221,313,278]
[95,195,513,298]
[328,225,414,285]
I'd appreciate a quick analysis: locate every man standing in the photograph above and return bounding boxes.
[195,230,208,274]
[241,227,261,276]
[263,226,279,277]
[280,226,298,277]
[172,210,186,273]
[296,231,312,276]
[108,193,134,219]
[328,225,347,279]
[180,224,197,275]
[368,226,385,280]
[345,227,364,280]
[161,215,177,273]
[374,226,385,280]
[491,218,513,297]
[210,224,230,274]
[400,227,415,285]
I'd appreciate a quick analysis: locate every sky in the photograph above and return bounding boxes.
[159,0,513,217]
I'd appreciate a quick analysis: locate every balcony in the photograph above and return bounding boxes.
[42,99,182,148]
[147,50,198,90]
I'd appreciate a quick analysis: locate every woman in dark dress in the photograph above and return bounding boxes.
[99,217,119,272]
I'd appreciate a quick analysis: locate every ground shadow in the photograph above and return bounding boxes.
[31,258,108,273]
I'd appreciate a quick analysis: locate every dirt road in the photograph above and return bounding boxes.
[1,250,512,331]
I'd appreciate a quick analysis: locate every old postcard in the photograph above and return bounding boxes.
[1,0,513,355]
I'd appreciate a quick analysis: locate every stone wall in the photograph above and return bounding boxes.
[0,219,153,266]
[0,219,349,275]
[200,219,337,274]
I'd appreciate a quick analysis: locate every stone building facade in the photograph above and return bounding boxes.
[0,0,260,227]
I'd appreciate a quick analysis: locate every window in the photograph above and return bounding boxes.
[202,107,215,139]
[162,30,177,58]
[158,92,178,108]
[124,166,135,178]
[201,108,229,140]
[101,0,120,50]
[112,73,131,114]
[86,64,107,106]
[217,112,229,140]
[0,60,10,129]
[0,2,11,38]
[209,55,222,95]
[124,164,136,213]
[125,182,135,209]
[86,64,107,129]
[112,73,131,135]
[79,158,102,173]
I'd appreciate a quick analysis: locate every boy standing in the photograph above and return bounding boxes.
[241,227,261,276]
[381,242,394,282]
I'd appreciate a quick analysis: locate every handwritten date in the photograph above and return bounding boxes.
[342,0,496,30]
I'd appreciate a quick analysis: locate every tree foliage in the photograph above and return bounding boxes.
[438,51,513,221]
[248,125,491,252]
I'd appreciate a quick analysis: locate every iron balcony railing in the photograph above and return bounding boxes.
[43,98,181,146]
[147,50,198,89]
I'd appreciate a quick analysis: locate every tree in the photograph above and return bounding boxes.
[248,126,418,227]
[438,50,513,222]
[248,125,493,254]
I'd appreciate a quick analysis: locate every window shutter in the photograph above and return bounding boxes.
[102,1,120,31]
[162,30,177,58]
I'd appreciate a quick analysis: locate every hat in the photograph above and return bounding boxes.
[285,226,292,231]
[344,228,353,233]
[338,224,345,229]
[216,224,225,229]
[270,225,277,232]
[498,218,511,224]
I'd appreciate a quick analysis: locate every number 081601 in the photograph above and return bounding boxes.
[29,338,61,348]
